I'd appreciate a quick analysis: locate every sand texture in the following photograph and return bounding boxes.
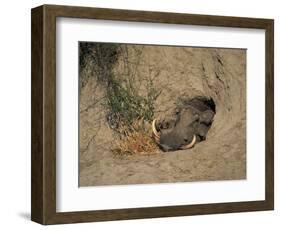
[79,45,246,186]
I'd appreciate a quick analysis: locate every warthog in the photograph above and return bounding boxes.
[152,96,216,152]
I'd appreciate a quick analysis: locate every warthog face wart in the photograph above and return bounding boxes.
[152,97,216,152]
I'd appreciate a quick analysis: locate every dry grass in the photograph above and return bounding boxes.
[112,119,160,155]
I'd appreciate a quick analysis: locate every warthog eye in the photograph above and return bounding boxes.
[161,121,170,129]
[184,138,189,142]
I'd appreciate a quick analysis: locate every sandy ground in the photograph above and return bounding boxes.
[79,45,246,186]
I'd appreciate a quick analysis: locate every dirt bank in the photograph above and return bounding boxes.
[79,45,246,186]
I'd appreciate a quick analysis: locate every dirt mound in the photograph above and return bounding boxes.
[79,45,246,186]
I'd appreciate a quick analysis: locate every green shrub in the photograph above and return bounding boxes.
[79,42,160,131]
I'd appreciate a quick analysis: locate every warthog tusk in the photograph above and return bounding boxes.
[152,119,160,142]
[181,135,196,149]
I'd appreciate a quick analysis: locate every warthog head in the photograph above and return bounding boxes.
[152,97,215,152]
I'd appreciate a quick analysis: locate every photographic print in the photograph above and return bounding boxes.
[32,5,273,224]
[79,43,246,186]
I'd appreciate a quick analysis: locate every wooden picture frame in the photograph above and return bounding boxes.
[31,4,274,225]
